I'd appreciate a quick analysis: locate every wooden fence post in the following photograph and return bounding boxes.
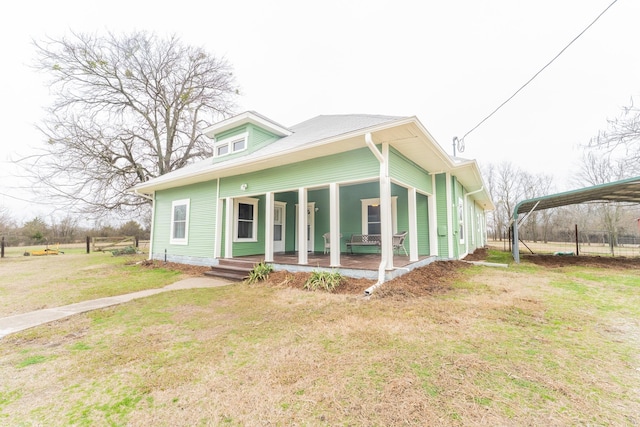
[86,236,90,254]
[1,236,4,258]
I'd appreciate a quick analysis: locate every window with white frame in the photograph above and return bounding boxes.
[214,132,248,158]
[458,197,465,243]
[170,199,190,245]
[234,198,259,242]
[361,197,398,234]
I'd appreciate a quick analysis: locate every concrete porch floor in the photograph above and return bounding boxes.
[233,252,436,280]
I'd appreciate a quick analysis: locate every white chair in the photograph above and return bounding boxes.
[393,231,408,256]
[322,232,342,254]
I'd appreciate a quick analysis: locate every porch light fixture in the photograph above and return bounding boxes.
[240,183,248,191]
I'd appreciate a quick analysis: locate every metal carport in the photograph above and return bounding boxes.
[512,176,640,262]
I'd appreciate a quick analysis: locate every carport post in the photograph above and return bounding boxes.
[512,212,520,263]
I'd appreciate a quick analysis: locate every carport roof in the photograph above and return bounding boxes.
[514,176,640,216]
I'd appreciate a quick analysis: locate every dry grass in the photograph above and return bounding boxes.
[0,252,639,425]
[0,250,189,317]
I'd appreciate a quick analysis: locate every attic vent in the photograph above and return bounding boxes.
[214,132,248,157]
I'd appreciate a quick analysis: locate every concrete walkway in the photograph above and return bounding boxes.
[0,277,233,340]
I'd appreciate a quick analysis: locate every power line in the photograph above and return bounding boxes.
[455,0,620,149]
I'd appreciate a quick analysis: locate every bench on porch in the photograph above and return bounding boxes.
[345,234,381,253]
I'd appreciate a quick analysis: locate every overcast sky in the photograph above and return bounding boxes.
[1,0,638,222]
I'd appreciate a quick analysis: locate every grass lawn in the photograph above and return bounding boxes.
[0,245,184,317]
[0,250,639,425]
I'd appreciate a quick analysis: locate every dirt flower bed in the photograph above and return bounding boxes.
[138,259,212,276]
[139,254,481,298]
[522,253,640,269]
[255,260,470,298]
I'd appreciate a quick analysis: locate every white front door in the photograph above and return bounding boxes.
[295,202,315,252]
[273,202,286,253]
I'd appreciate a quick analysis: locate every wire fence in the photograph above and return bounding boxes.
[489,229,640,258]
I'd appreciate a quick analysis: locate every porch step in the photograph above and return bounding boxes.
[204,258,259,281]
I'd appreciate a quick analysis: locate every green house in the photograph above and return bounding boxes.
[132,111,494,285]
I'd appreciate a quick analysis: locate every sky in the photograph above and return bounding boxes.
[1,0,638,223]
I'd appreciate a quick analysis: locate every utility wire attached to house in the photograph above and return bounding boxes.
[452,0,619,155]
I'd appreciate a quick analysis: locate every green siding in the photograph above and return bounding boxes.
[389,148,432,193]
[152,181,217,259]
[219,148,378,198]
[393,184,409,247]
[215,125,249,141]
[340,182,379,254]
[435,174,448,258]
[416,193,430,255]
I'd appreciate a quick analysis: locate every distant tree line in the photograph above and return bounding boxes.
[484,97,640,247]
[0,211,149,247]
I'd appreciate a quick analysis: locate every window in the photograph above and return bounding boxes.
[361,197,397,234]
[234,198,259,242]
[367,204,381,234]
[170,199,190,245]
[214,132,248,158]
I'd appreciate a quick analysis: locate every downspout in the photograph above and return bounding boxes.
[364,132,392,296]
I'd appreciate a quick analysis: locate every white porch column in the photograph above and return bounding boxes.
[214,198,223,259]
[297,187,308,264]
[428,188,438,257]
[224,197,233,259]
[445,173,454,259]
[380,143,393,270]
[408,187,419,262]
[427,193,439,256]
[265,191,274,263]
[329,182,341,267]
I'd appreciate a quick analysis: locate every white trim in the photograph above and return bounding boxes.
[446,173,453,258]
[429,174,438,257]
[170,199,190,245]
[329,183,341,267]
[214,179,222,259]
[214,132,248,158]
[297,188,308,264]
[203,111,292,138]
[148,192,156,260]
[408,187,418,262]
[458,196,465,245]
[234,197,259,242]
[224,197,233,258]
[265,192,274,262]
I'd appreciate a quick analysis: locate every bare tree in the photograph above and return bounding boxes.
[20,31,238,218]
[586,99,640,176]
[49,214,80,243]
[574,149,629,254]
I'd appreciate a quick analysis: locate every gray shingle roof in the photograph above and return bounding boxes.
[141,114,408,183]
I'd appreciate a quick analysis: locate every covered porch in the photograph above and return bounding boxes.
[233,252,437,280]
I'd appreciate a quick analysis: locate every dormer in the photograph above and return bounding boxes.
[203,111,292,159]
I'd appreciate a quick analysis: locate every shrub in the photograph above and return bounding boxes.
[304,270,344,292]
[246,261,274,284]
